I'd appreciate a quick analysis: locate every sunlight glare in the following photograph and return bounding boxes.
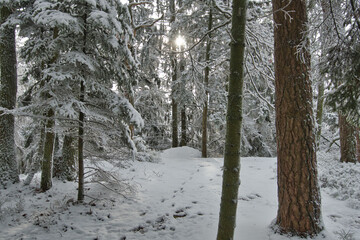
[175,35,186,48]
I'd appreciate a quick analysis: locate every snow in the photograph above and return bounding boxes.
[1,147,360,240]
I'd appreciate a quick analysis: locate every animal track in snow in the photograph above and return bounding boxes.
[238,193,261,201]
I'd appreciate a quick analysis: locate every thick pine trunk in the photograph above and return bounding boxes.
[272,0,322,237]
[216,0,247,239]
[202,6,213,158]
[0,6,19,186]
[339,114,356,163]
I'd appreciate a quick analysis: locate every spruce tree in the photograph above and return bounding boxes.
[0,4,19,186]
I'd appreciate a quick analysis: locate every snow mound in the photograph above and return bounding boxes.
[319,153,360,210]
[161,147,201,159]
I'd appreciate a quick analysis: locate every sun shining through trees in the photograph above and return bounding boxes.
[175,35,186,49]
[1,0,360,239]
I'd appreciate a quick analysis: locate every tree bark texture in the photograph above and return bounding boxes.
[339,114,356,163]
[180,107,187,146]
[315,81,324,147]
[170,0,178,148]
[78,11,88,202]
[40,27,59,192]
[78,86,85,202]
[53,134,76,181]
[272,0,322,237]
[216,0,247,239]
[40,109,55,191]
[356,128,360,163]
[202,6,213,158]
[0,6,19,186]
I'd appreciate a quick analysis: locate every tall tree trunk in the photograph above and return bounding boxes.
[272,0,322,237]
[202,5,213,158]
[339,114,356,163]
[40,109,55,191]
[316,0,331,148]
[180,107,186,146]
[356,128,360,163]
[170,0,178,148]
[216,0,247,239]
[78,12,88,203]
[40,27,59,192]
[78,80,85,202]
[0,6,19,186]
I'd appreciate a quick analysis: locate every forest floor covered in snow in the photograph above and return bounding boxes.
[1,147,359,240]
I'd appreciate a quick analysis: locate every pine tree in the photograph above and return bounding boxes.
[201,3,212,158]
[0,4,19,186]
[216,0,248,239]
[272,0,322,236]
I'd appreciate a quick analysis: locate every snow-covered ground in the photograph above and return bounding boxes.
[1,147,359,240]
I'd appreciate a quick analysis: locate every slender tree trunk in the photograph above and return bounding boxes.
[272,0,322,237]
[180,107,186,146]
[356,128,360,163]
[40,109,55,191]
[78,12,87,203]
[315,82,324,147]
[172,96,178,147]
[339,114,356,163]
[78,80,85,202]
[40,27,59,192]
[0,6,19,186]
[216,0,247,239]
[170,0,178,148]
[202,5,213,158]
[316,0,331,148]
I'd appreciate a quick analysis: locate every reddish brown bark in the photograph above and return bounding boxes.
[272,0,322,237]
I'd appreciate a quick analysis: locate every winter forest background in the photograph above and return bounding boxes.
[0,0,360,239]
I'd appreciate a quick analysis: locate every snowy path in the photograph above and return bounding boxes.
[1,147,360,240]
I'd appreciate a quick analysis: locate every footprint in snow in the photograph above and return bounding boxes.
[328,214,342,222]
[239,193,262,201]
[173,207,191,218]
